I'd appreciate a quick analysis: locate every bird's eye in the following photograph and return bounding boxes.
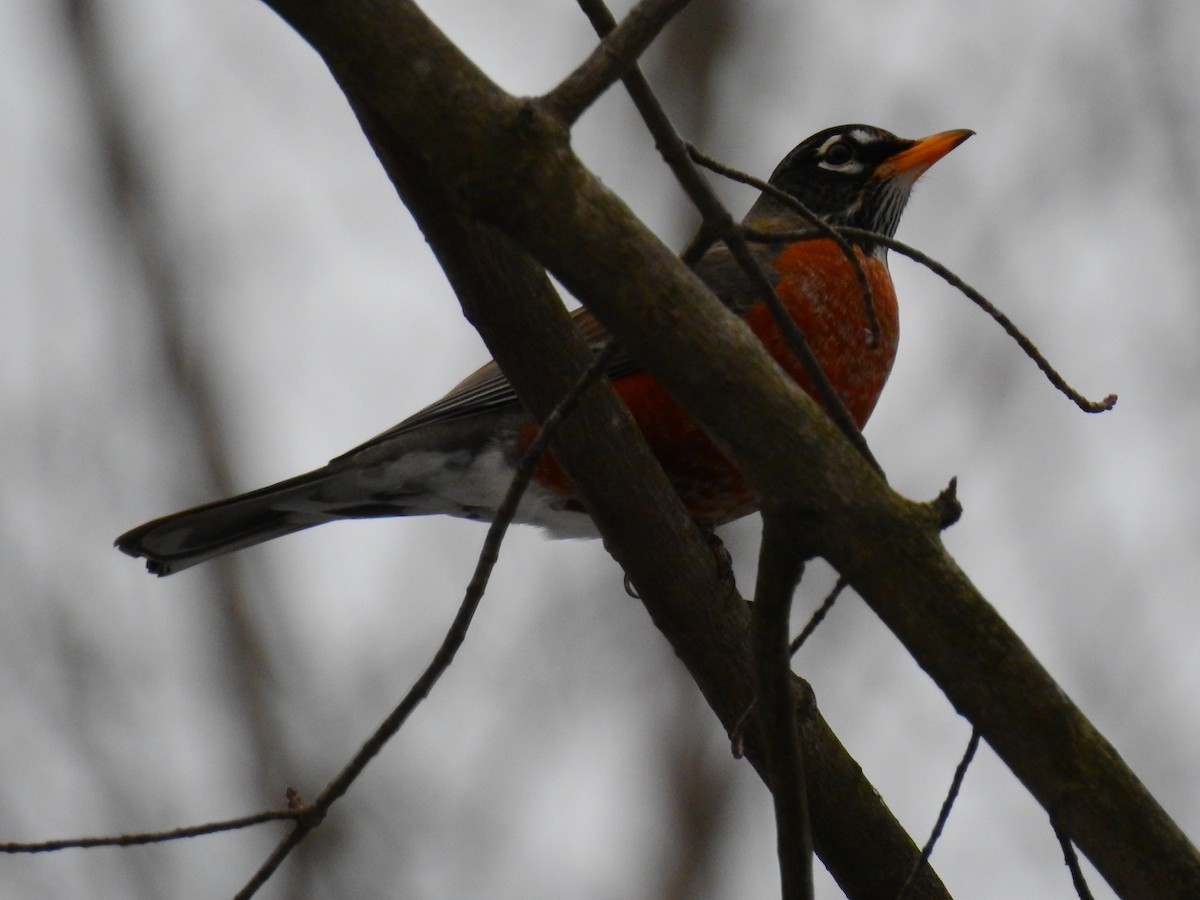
[823,140,856,167]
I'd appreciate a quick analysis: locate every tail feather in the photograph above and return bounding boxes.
[115,467,343,576]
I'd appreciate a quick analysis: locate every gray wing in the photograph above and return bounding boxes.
[334,240,781,464]
[331,307,638,463]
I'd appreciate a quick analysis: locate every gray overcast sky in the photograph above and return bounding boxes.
[1,1,1197,897]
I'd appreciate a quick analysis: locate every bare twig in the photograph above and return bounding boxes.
[860,231,1117,414]
[543,0,695,124]
[0,809,299,854]
[752,513,813,900]
[233,342,616,899]
[572,0,882,476]
[789,577,847,657]
[1053,815,1098,900]
[679,222,721,267]
[897,727,982,900]
[744,225,1118,414]
[930,477,963,530]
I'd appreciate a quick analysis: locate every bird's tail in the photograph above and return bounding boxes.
[115,466,348,577]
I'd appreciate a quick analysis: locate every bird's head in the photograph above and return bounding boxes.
[751,124,973,242]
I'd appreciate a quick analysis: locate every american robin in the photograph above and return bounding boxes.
[117,124,971,575]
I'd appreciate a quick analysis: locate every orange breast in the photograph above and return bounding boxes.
[757,240,899,427]
[527,239,900,525]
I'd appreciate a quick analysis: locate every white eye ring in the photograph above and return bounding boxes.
[823,140,856,167]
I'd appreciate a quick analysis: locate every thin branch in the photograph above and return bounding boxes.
[897,727,982,900]
[858,230,1117,414]
[543,0,695,124]
[679,222,722,267]
[572,0,882,476]
[753,513,813,900]
[1053,815,1098,900]
[744,225,1118,414]
[573,0,730,223]
[0,810,299,854]
[233,341,616,899]
[789,577,847,657]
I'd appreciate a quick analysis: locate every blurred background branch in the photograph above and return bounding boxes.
[61,0,319,895]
